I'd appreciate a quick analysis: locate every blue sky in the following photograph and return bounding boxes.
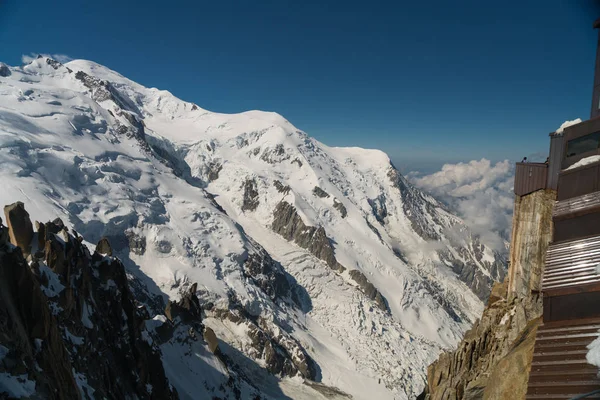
[1,0,599,173]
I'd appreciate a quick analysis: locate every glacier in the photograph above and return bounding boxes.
[0,56,505,399]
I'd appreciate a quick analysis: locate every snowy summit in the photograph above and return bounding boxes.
[0,56,505,399]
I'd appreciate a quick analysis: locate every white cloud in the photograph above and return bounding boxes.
[21,53,73,65]
[411,159,514,252]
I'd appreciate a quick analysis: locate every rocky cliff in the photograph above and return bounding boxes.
[0,203,178,399]
[508,190,556,298]
[419,188,556,400]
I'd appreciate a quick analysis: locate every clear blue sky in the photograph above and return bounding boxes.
[1,0,599,172]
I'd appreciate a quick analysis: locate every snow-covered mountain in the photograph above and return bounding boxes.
[0,56,505,399]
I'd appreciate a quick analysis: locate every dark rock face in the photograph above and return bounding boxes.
[241,179,260,212]
[271,201,387,311]
[243,250,292,302]
[272,201,339,270]
[213,307,316,380]
[348,270,387,311]
[368,195,388,224]
[125,229,146,255]
[333,198,347,218]
[0,206,178,399]
[165,283,203,325]
[312,186,330,198]
[0,223,79,399]
[46,58,64,70]
[0,63,11,77]
[3,201,34,253]
[203,327,220,354]
[421,282,541,400]
[95,236,113,255]
[206,161,223,181]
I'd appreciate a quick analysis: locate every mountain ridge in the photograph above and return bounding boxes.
[0,56,506,399]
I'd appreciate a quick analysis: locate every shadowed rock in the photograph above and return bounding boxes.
[95,237,113,256]
[4,201,34,253]
[272,201,343,272]
[0,62,11,77]
[35,221,46,249]
[0,207,178,399]
[165,283,202,324]
[125,229,146,255]
[203,327,220,354]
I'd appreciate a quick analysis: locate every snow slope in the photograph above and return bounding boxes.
[0,56,505,399]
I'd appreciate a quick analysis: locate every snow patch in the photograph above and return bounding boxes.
[566,155,600,171]
[0,373,36,398]
[555,118,582,134]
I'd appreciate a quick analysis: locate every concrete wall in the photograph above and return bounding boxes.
[507,189,556,298]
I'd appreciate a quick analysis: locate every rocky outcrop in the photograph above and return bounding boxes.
[4,201,34,253]
[165,283,203,325]
[333,198,347,218]
[125,229,146,255]
[95,236,113,255]
[0,204,178,399]
[348,269,387,311]
[0,219,79,399]
[241,178,259,212]
[272,201,342,271]
[243,249,293,303]
[508,189,556,297]
[212,307,316,380]
[203,327,220,354]
[273,180,291,195]
[0,63,10,77]
[272,201,388,311]
[368,194,388,224]
[206,161,223,181]
[419,185,555,399]
[420,281,541,400]
[312,186,330,198]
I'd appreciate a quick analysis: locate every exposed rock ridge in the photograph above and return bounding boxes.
[508,189,556,297]
[0,203,178,399]
[420,280,541,400]
[419,188,556,399]
[272,200,388,311]
[389,167,506,301]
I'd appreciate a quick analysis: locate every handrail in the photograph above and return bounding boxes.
[570,388,600,400]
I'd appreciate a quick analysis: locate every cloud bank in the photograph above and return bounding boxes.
[410,159,514,252]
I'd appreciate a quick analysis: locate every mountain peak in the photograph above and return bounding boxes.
[0,57,505,399]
